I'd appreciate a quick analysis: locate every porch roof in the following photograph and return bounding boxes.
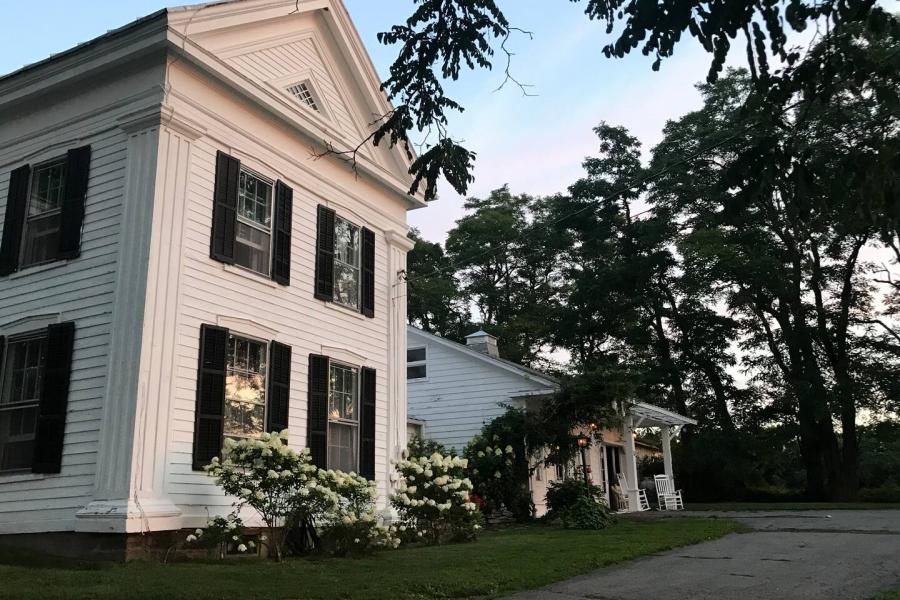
[628,402,697,428]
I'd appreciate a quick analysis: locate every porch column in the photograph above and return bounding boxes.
[623,415,640,511]
[661,425,674,483]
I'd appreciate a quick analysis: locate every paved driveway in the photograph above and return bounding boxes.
[502,511,900,600]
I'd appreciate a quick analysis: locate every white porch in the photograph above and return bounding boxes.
[618,402,696,512]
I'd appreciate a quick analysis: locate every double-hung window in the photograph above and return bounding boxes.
[224,334,268,441]
[314,206,374,316]
[21,160,66,267]
[234,169,273,276]
[407,347,427,381]
[327,362,359,473]
[0,334,46,472]
[1,146,91,277]
[333,216,361,310]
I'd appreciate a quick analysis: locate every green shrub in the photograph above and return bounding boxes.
[858,485,900,503]
[560,496,617,530]
[545,478,604,514]
[545,478,615,530]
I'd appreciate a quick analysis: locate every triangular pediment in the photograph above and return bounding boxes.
[168,0,421,203]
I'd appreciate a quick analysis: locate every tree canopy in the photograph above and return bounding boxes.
[405,22,900,501]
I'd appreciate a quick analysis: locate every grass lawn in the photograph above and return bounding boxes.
[686,502,900,511]
[873,591,900,600]
[0,518,740,600]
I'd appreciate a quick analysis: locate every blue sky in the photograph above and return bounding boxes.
[3,1,894,242]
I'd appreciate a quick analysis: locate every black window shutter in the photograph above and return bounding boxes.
[307,354,329,469]
[32,322,76,474]
[266,341,291,436]
[361,227,375,318]
[193,324,228,470]
[359,367,376,480]
[58,145,92,259]
[210,151,240,264]
[0,164,31,276]
[314,205,335,301]
[271,181,293,286]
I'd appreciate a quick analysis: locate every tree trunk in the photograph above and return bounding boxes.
[696,359,735,432]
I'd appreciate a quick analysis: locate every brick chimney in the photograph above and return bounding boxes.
[465,329,499,358]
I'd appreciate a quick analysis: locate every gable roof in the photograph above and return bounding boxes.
[407,325,559,391]
[0,0,425,208]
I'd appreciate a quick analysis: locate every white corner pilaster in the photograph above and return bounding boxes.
[77,106,205,533]
[383,230,415,507]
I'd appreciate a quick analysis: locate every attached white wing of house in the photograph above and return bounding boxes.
[406,326,559,451]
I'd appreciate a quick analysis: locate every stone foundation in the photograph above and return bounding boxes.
[0,528,269,562]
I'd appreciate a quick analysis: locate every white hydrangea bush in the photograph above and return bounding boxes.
[316,470,400,555]
[183,514,259,559]
[203,431,402,560]
[391,452,482,544]
[205,431,337,561]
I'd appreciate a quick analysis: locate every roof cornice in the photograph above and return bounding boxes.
[0,13,168,112]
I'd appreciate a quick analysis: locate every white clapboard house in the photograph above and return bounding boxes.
[0,0,421,558]
[406,326,695,515]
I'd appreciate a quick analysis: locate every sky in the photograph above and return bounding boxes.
[1,1,896,243]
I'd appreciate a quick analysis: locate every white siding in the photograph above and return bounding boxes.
[156,57,411,522]
[0,58,165,533]
[406,330,555,451]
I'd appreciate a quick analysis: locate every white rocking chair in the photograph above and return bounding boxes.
[654,474,684,510]
[617,474,650,512]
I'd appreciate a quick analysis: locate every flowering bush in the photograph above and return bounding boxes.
[463,408,534,521]
[205,431,337,561]
[183,514,259,559]
[391,452,481,544]
[316,470,400,555]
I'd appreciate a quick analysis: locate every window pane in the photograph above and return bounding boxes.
[328,364,358,423]
[407,365,427,380]
[21,212,62,267]
[234,221,271,275]
[0,337,45,472]
[29,161,66,216]
[334,262,360,308]
[224,335,267,441]
[1,338,46,407]
[407,348,426,363]
[238,171,272,228]
[327,422,357,473]
[334,218,359,266]
[333,217,361,309]
[0,407,39,472]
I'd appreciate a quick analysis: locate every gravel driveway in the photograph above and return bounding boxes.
[501,510,900,600]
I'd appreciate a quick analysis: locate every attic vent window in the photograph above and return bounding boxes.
[287,81,320,111]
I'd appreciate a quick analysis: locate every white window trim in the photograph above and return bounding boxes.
[266,70,335,125]
[223,331,270,443]
[233,166,275,278]
[327,360,360,473]
[332,214,362,311]
[0,313,60,337]
[407,345,427,382]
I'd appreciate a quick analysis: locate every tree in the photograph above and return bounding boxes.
[349,0,898,217]
[445,186,561,365]
[649,38,900,498]
[406,229,470,341]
